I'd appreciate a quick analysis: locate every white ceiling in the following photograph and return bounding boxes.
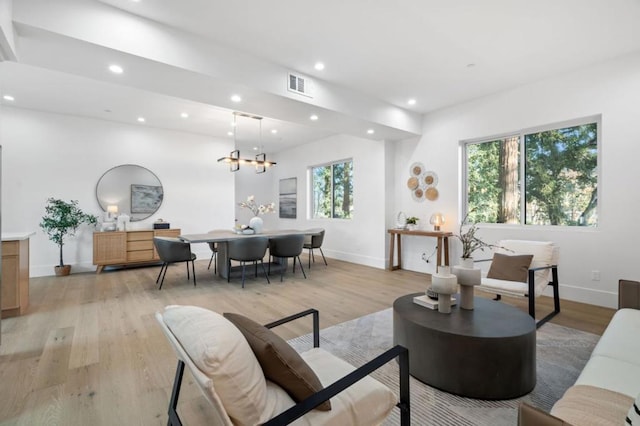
[2,0,640,153]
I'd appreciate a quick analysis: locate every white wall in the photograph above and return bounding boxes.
[0,0,16,60]
[241,134,390,268]
[234,163,277,230]
[1,107,235,276]
[395,51,640,308]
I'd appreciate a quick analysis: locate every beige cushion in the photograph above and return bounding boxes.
[550,385,632,426]
[161,305,270,425]
[224,313,331,411]
[302,348,397,424]
[589,309,640,367]
[487,253,533,283]
[574,355,640,398]
[259,348,397,425]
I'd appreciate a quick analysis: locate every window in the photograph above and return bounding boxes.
[311,159,353,219]
[463,117,599,226]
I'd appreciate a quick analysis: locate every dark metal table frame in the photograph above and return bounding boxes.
[393,293,536,400]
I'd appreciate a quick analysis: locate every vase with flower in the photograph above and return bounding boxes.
[453,211,505,309]
[238,195,275,234]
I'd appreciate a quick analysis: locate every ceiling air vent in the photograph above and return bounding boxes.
[288,73,313,98]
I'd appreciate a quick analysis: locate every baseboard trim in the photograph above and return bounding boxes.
[543,283,618,309]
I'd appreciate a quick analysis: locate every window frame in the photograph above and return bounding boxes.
[461,115,601,227]
[309,158,354,220]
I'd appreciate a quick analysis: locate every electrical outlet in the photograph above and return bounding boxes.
[591,270,601,281]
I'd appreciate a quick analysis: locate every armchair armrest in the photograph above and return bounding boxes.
[619,279,640,309]
[262,309,410,426]
[263,308,320,348]
[529,264,557,272]
[264,345,410,426]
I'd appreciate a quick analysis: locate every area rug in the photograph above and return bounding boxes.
[287,308,600,425]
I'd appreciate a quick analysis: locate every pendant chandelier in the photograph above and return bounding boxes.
[217,112,276,173]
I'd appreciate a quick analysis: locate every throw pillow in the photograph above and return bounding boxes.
[486,253,534,283]
[223,312,332,411]
[628,392,640,425]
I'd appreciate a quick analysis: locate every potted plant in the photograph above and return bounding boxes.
[406,216,420,230]
[40,198,97,276]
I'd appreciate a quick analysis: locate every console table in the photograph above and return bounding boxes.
[93,229,181,273]
[387,229,452,270]
[393,293,536,399]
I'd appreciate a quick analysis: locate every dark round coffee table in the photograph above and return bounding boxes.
[393,293,536,399]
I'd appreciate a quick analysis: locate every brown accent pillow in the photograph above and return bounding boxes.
[487,253,534,283]
[223,313,331,411]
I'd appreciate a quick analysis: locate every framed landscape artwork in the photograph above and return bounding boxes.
[279,177,297,219]
[131,184,164,213]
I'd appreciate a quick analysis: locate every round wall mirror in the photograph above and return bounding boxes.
[96,164,163,222]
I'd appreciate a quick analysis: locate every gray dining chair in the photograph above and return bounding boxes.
[303,228,327,268]
[268,234,307,282]
[227,237,270,288]
[207,242,217,272]
[153,237,197,290]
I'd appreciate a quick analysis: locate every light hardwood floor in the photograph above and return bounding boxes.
[0,257,615,425]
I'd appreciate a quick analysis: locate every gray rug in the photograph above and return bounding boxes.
[287,308,599,425]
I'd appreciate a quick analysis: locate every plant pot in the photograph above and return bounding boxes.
[55,265,71,276]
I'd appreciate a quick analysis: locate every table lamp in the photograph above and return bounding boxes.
[107,205,119,221]
[430,213,445,231]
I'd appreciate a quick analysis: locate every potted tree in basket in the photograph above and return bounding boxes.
[40,198,97,276]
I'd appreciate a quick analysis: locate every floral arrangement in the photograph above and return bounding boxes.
[238,195,275,216]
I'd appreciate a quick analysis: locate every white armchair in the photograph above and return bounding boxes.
[156,305,410,425]
[476,240,560,328]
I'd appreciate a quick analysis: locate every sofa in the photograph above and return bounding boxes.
[519,279,640,425]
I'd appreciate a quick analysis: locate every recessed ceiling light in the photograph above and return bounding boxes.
[180,112,189,118]
[230,94,242,102]
[3,95,15,101]
[367,129,375,135]
[407,99,416,106]
[227,131,234,136]
[109,64,124,74]
[271,129,278,134]
[137,117,145,123]
[310,114,319,121]
[314,62,325,71]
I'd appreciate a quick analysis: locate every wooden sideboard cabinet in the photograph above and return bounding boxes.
[93,229,181,273]
[2,236,32,318]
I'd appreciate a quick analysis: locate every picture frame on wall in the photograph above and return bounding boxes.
[279,177,297,219]
[131,184,164,213]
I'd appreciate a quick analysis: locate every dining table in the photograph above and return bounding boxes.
[179,229,322,279]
